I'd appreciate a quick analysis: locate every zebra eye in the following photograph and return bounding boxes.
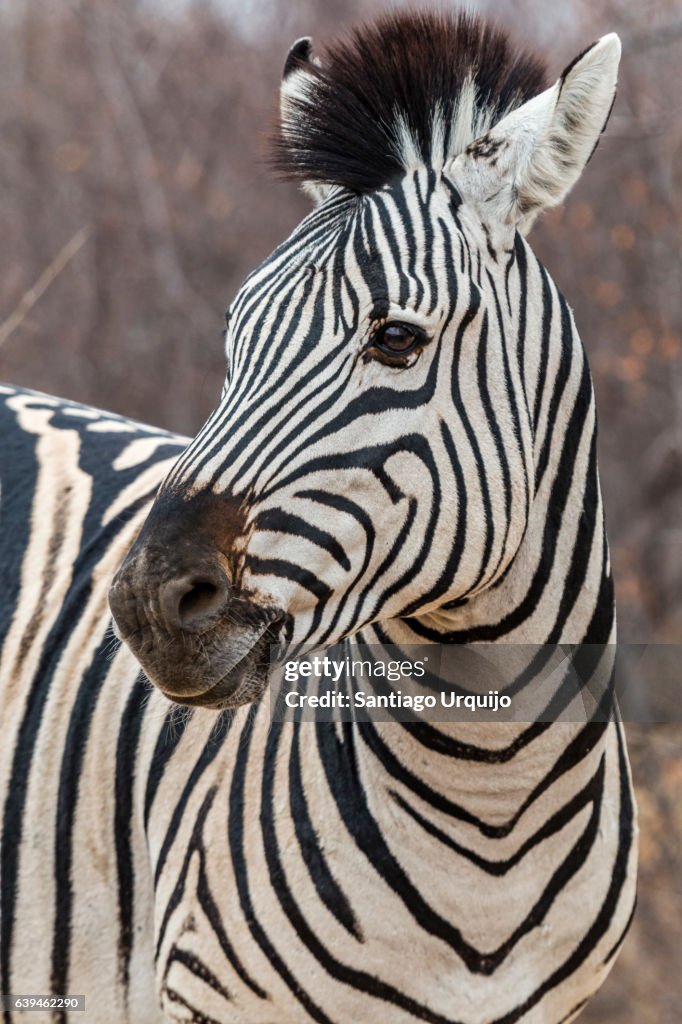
[371,323,422,357]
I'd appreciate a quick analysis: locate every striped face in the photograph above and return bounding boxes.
[162,170,533,648]
[186,173,532,638]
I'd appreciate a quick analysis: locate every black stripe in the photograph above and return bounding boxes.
[255,509,351,572]
[488,724,635,1023]
[154,782,266,999]
[260,721,462,1021]
[228,711,331,1021]
[390,751,605,875]
[114,673,148,993]
[289,724,362,939]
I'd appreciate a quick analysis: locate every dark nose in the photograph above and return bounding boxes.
[159,570,231,632]
[109,559,232,642]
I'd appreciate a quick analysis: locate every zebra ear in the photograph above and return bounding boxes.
[280,37,333,206]
[447,34,621,235]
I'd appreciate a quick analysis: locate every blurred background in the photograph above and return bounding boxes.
[0,0,679,1019]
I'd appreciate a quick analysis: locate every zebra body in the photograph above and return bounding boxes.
[1,11,637,1024]
[0,390,636,1022]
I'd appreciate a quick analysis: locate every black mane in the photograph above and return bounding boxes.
[271,10,547,194]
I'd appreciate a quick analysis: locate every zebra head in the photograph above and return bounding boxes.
[109,12,620,708]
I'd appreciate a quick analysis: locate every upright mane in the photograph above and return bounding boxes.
[272,11,548,194]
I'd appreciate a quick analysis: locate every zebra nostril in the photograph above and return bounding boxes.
[160,571,230,632]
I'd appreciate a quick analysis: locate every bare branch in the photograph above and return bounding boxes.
[0,226,90,349]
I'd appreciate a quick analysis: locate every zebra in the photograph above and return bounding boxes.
[0,10,637,1024]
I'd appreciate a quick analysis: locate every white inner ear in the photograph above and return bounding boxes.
[280,62,316,120]
[301,181,334,204]
[280,58,333,207]
[446,33,621,235]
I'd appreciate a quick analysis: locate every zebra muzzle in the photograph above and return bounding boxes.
[108,555,284,709]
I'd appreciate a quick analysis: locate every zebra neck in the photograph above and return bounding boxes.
[344,389,616,811]
[340,715,605,832]
[340,630,612,823]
